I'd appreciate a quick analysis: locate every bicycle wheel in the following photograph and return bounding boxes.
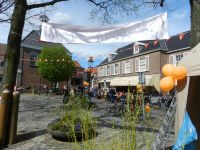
[115,106,122,117]
[110,106,116,113]
[106,105,111,112]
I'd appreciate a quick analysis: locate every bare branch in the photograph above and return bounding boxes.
[27,0,68,10]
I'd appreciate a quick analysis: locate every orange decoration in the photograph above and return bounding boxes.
[136,85,142,90]
[33,58,36,61]
[87,83,89,87]
[62,59,64,61]
[154,40,158,46]
[162,64,176,77]
[159,76,175,91]
[51,59,53,61]
[68,61,70,63]
[145,106,150,110]
[84,82,87,86]
[171,66,187,80]
[179,33,185,41]
[39,59,41,61]
[45,59,47,61]
[57,59,59,61]
[166,37,171,42]
[138,89,142,93]
[145,43,149,49]
[143,86,146,90]
[136,46,140,49]
[146,108,151,112]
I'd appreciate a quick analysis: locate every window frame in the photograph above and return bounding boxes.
[30,51,38,66]
[0,58,4,68]
[125,60,131,74]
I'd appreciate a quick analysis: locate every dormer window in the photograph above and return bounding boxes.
[108,52,117,61]
[133,43,140,54]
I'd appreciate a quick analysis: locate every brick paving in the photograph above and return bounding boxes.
[0,93,174,150]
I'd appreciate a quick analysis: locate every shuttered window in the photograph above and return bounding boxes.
[104,66,106,76]
[125,60,130,74]
[98,67,100,77]
[112,64,115,75]
[118,62,120,74]
[145,56,149,71]
[122,61,125,74]
[114,64,118,75]
[135,58,139,72]
[169,55,175,66]
[139,57,146,72]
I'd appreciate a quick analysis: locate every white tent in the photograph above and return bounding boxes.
[175,42,200,149]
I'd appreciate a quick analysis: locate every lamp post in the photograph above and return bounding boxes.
[88,57,94,91]
[138,72,146,122]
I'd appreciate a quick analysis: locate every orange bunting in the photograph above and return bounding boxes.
[68,60,70,63]
[62,59,64,61]
[179,33,185,41]
[98,55,102,57]
[27,59,30,61]
[0,56,3,58]
[120,50,123,52]
[51,59,53,61]
[45,59,47,61]
[78,59,80,61]
[39,59,41,61]
[128,48,132,49]
[145,43,149,49]
[33,58,36,61]
[136,46,140,49]
[154,40,158,46]
[57,59,59,61]
[166,37,171,42]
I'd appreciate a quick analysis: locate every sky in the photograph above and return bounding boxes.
[0,0,191,68]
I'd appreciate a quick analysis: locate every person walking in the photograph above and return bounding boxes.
[62,86,69,104]
[110,87,115,103]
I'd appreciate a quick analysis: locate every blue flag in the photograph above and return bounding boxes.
[173,111,197,150]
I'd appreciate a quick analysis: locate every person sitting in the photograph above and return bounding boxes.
[120,91,126,102]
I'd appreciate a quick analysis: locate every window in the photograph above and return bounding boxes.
[79,70,83,77]
[115,64,119,75]
[139,57,146,72]
[100,67,103,77]
[30,52,38,66]
[125,61,130,73]
[169,52,188,67]
[74,70,77,76]
[93,73,97,77]
[135,56,149,72]
[107,66,110,76]
[0,75,2,84]
[0,58,4,68]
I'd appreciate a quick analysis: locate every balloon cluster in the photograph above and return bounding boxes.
[136,85,146,93]
[159,64,187,91]
[84,82,89,87]
[145,106,151,112]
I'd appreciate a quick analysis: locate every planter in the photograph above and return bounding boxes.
[47,125,93,139]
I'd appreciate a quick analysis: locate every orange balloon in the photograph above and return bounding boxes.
[137,85,141,89]
[162,64,176,77]
[87,83,89,86]
[143,86,146,90]
[138,89,142,93]
[145,106,149,110]
[147,108,151,112]
[159,76,175,91]
[171,66,187,80]
[84,82,87,85]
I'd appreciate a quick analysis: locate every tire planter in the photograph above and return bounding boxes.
[47,125,93,139]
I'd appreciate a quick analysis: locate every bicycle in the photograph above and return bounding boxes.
[114,101,127,117]
[106,102,118,113]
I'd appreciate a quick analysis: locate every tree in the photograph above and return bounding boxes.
[37,46,75,93]
[0,0,199,96]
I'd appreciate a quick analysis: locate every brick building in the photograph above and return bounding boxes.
[97,31,190,95]
[71,60,84,86]
[0,15,73,90]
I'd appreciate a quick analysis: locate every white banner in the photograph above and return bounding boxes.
[40,12,169,44]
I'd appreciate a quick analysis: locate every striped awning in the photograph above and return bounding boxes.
[110,74,160,93]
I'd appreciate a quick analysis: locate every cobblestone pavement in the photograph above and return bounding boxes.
[0,93,174,150]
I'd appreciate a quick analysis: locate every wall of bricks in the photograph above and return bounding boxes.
[21,47,71,90]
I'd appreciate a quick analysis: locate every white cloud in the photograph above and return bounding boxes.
[50,13,74,25]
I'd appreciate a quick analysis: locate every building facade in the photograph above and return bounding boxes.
[71,60,84,86]
[97,31,190,95]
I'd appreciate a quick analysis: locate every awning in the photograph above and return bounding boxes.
[99,80,112,83]
[110,74,160,93]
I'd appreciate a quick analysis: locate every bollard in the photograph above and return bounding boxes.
[6,90,20,144]
[0,88,11,146]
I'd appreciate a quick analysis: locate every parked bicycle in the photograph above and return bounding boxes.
[106,102,118,113]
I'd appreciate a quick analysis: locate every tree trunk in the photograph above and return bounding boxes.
[0,0,27,95]
[190,0,200,49]
[54,82,57,95]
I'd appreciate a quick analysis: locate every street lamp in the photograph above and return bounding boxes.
[88,56,94,91]
[138,72,146,122]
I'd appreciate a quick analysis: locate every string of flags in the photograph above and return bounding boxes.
[0,33,186,62]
